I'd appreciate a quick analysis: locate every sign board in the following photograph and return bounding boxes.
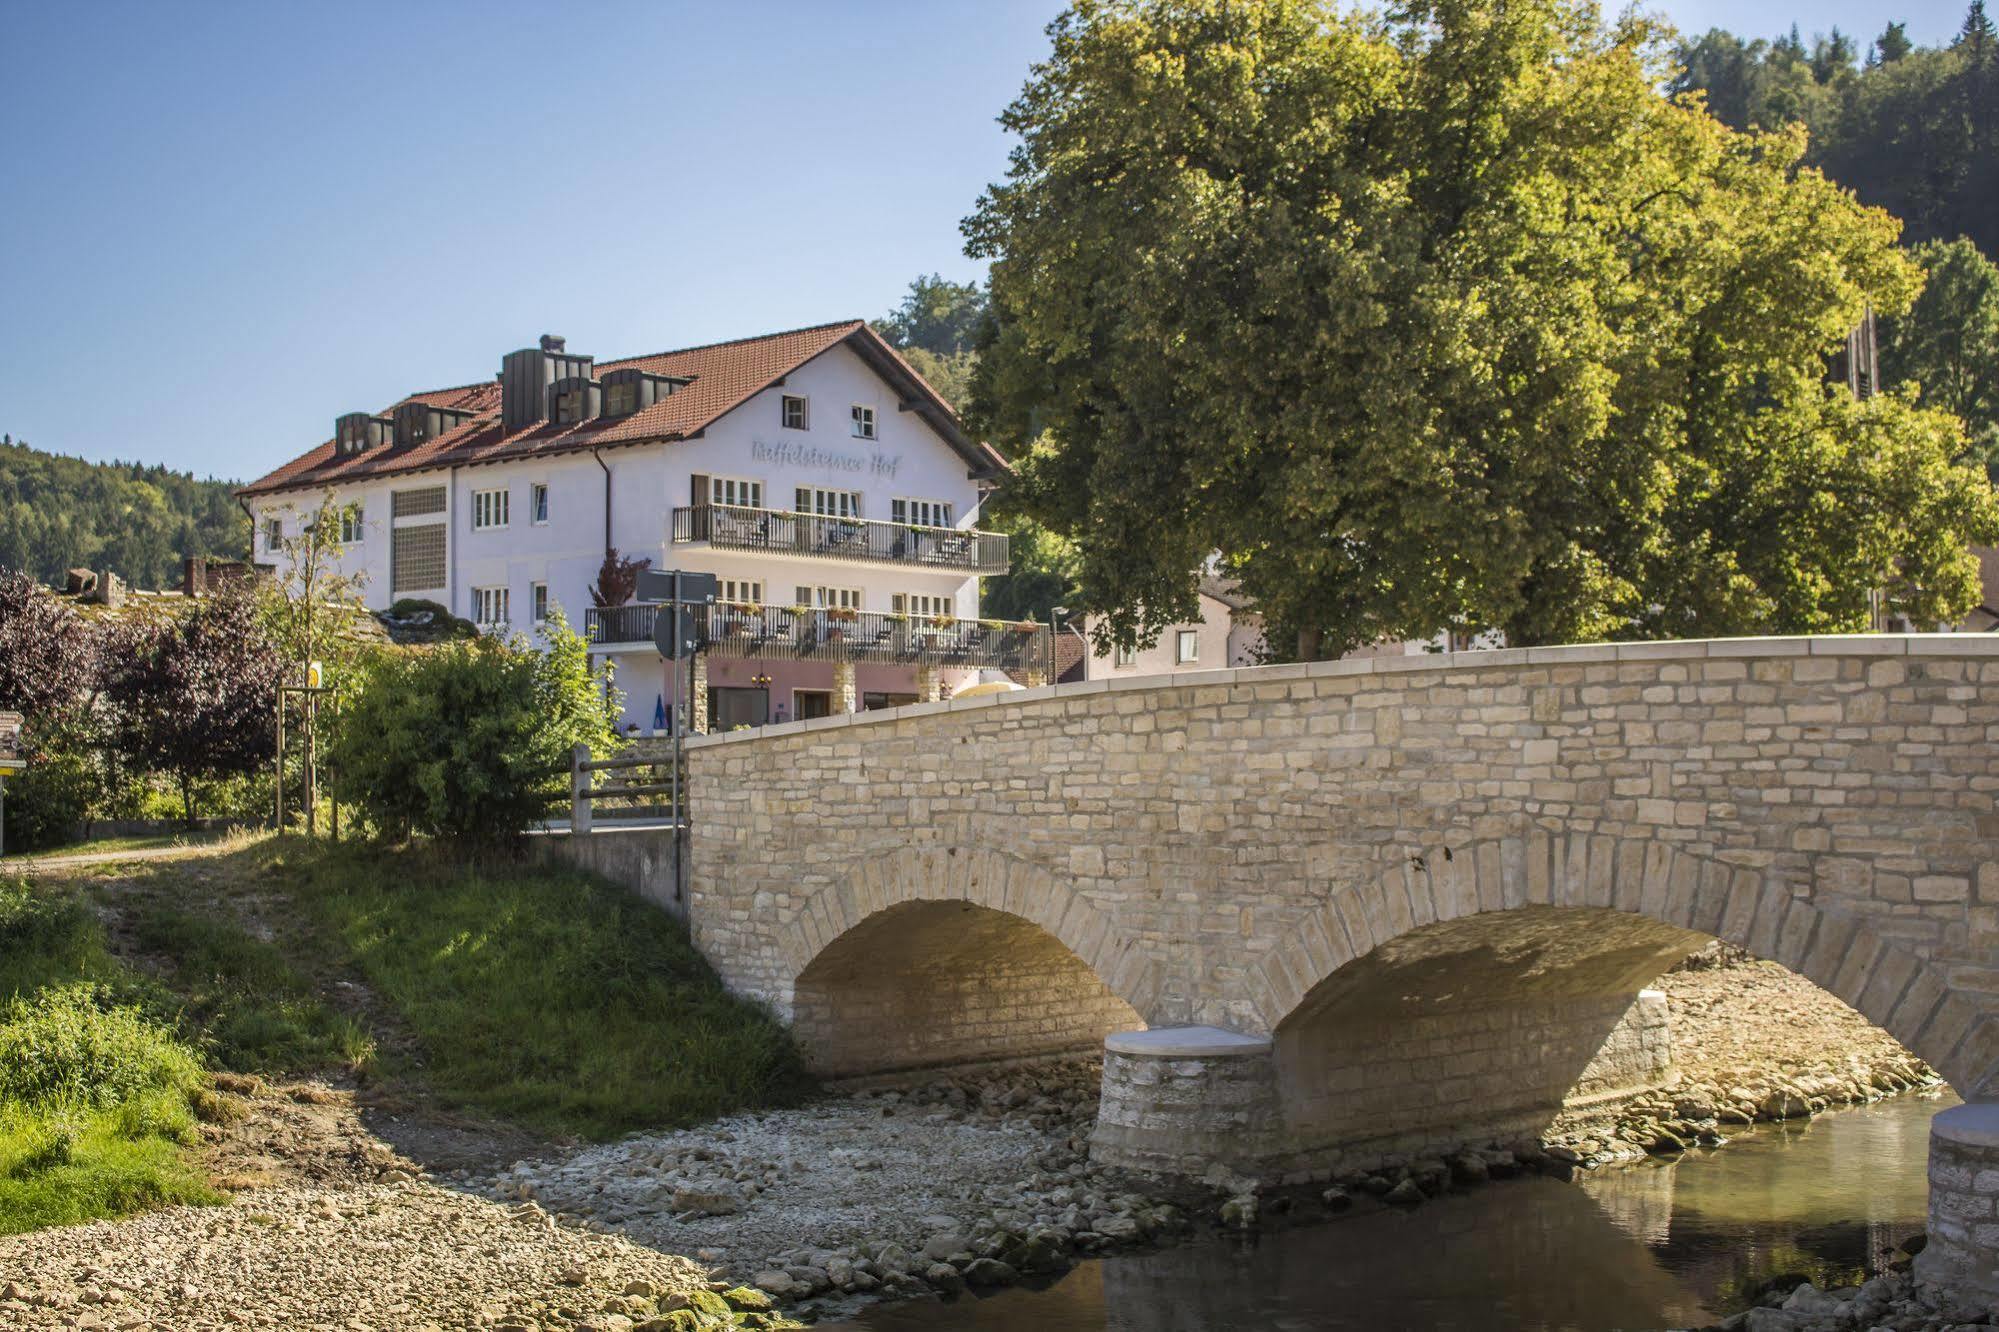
[635,570,718,606]
[0,711,21,772]
[637,571,718,661]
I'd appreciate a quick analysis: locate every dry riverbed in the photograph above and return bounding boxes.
[0,954,1950,1330]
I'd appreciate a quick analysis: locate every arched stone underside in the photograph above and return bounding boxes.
[767,845,1158,1077]
[1256,833,1980,1094]
[792,900,1144,1078]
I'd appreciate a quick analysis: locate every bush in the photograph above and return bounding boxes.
[0,986,204,1110]
[326,613,618,845]
[3,721,101,852]
[0,879,109,997]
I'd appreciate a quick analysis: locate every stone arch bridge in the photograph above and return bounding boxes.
[682,635,1999,1297]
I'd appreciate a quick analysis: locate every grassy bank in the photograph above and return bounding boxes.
[0,879,219,1233]
[271,842,811,1138]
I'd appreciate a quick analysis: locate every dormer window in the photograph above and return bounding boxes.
[555,387,587,425]
[334,412,390,456]
[547,376,600,427]
[598,368,686,419]
[605,380,638,417]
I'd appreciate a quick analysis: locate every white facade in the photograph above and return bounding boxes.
[253,343,996,730]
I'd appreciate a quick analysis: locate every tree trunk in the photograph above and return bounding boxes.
[180,773,195,830]
[1296,626,1324,662]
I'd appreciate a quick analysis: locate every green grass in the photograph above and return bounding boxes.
[126,903,374,1075]
[0,827,247,865]
[0,883,222,1233]
[279,844,811,1138]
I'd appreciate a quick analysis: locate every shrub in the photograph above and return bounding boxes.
[0,986,204,1110]
[0,879,108,997]
[326,613,618,845]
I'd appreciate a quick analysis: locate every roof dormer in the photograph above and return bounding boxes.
[500,334,594,433]
[548,376,601,426]
[334,412,391,456]
[598,367,688,419]
[393,401,477,449]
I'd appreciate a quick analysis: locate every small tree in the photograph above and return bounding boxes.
[0,568,104,849]
[102,589,282,826]
[325,612,618,846]
[590,550,651,608]
[263,491,370,683]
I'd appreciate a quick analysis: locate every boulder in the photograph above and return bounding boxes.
[960,1258,1020,1288]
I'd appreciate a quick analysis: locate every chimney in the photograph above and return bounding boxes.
[183,556,208,597]
[500,334,593,434]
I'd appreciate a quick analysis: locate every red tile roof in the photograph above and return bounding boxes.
[240,321,1003,498]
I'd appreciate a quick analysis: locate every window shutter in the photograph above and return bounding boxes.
[692,473,710,506]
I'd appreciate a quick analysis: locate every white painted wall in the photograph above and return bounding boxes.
[252,342,993,729]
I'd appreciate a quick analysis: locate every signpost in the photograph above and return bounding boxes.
[633,571,716,905]
[0,711,23,859]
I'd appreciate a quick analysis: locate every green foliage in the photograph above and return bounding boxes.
[0,986,203,1110]
[872,273,989,355]
[0,879,114,999]
[1673,6,1999,258]
[286,844,810,1137]
[968,0,1999,658]
[1880,239,1999,475]
[0,437,244,591]
[2,719,102,852]
[326,613,618,844]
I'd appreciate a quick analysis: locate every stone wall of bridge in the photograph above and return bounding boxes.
[685,634,1999,1099]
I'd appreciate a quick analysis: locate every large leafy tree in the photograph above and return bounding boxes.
[0,568,96,723]
[967,0,1999,658]
[101,589,282,825]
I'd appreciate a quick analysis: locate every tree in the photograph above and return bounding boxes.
[590,550,651,609]
[101,590,281,826]
[0,568,104,849]
[872,274,989,356]
[325,613,618,845]
[0,568,96,723]
[1880,239,1999,475]
[967,0,1999,659]
[1876,21,1913,63]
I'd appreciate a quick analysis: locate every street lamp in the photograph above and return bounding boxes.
[1051,606,1089,683]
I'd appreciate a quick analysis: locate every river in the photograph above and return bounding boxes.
[822,1089,1955,1332]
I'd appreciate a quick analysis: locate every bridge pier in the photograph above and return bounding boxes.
[1917,1104,1999,1309]
[1090,1027,1283,1178]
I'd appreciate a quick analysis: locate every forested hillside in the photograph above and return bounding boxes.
[1672,4,1999,257]
[0,435,246,589]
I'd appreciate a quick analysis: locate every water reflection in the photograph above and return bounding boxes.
[825,1092,1954,1332]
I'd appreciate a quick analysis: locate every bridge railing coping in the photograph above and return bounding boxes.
[678,632,1999,752]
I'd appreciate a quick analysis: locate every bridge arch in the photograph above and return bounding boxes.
[779,845,1157,1077]
[1255,831,1979,1092]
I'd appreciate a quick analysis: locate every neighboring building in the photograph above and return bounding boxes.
[1085,574,1461,676]
[240,322,1040,733]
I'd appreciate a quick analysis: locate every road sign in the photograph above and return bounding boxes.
[0,711,21,772]
[635,570,718,605]
[638,571,717,661]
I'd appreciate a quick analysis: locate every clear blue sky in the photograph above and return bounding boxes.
[0,1,1973,483]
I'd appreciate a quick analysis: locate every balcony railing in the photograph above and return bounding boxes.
[585,603,1048,671]
[670,504,1010,575]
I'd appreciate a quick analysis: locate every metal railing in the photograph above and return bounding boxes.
[671,503,1010,574]
[585,602,1049,671]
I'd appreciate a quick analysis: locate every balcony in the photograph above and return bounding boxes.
[670,504,1010,575]
[585,603,1048,672]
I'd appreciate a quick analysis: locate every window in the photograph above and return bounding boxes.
[1114,644,1136,668]
[553,386,589,425]
[850,404,877,440]
[719,579,764,605]
[530,483,549,525]
[474,586,510,628]
[391,524,446,593]
[1176,629,1200,664]
[891,498,954,529]
[605,380,638,417]
[472,488,509,530]
[892,593,953,619]
[263,517,283,552]
[338,505,364,545]
[712,477,763,508]
[781,394,809,430]
[531,582,549,625]
[794,487,860,518]
[795,585,863,610]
